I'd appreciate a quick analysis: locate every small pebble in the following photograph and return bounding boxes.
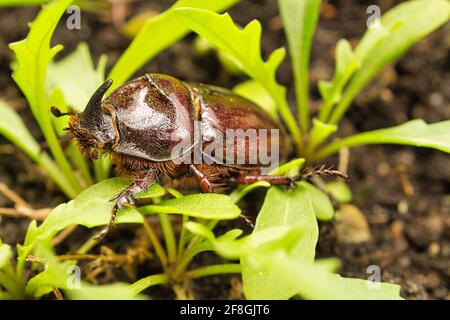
[390,220,405,239]
[427,242,440,257]
[376,162,390,176]
[429,92,444,107]
[397,200,409,215]
[335,204,371,244]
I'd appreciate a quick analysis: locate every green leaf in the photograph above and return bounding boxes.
[256,251,402,300]
[184,221,215,241]
[278,0,322,131]
[0,100,77,197]
[47,42,107,111]
[67,282,149,300]
[9,0,82,194]
[300,182,335,221]
[317,39,360,122]
[140,194,241,220]
[213,226,304,260]
[307,118,337,153]
[217,50,244,76]
[233,80,278,120]
[317,120,450,159]
[329,0,450,124]
[229,181,271,203]
[0,242,13,270]
[326,181,352,203]
[135,183,166,199]
[242,185,318,299]
[108,0,240,90]
[26,241,73,297]
[269,158,305,176]
[25,178,143,248]
[175,8,301,148]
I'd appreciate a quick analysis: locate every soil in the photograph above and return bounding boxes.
[0,0,448,300]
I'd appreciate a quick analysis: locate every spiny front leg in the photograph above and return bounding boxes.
[95,169,159,240]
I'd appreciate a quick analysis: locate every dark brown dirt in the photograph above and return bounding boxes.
[0,0,448,299]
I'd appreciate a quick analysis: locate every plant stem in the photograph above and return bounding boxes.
[129,273,169,295]
[159,214,177,264]
[67,143,93,187]
[93,157,111,182]
[177,215,189,260]
[327,88,355,125]
[142,217,168,270]
[187,264,241,279]
[274,94,302,153]
[172,220,219,278]
[186,220,219,251]
[76,236,99,254]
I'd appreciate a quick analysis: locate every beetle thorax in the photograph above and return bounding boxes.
[104,74,196,162]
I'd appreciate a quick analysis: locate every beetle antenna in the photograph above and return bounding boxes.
[51,106,70,117]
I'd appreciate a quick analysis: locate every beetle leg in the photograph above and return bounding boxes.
[189,165,223,193]
[95,169,159,240]
[228,165,348,187]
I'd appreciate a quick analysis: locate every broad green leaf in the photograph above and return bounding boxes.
[278,0,322,131]
[9,0,82,194]
[0,100,77,197]
[140,194,241,220]
[326,181,352,203]
[0,242,13,270]
[233,80,278,120]
[317,39,360,122]
[242,185,318,299]
[47,42,107,111]
[255,251,402,300]
[108,0,240,90]
[213,226,304,260]
[136,183,166,199]
[67,282,148,300]
[300,181,335,221]
[317,120,450,159]
[329,0,450,124]
[16,178,145,276]
[26,178,144,247]
[26,241,73,297]
[175,8,301,147]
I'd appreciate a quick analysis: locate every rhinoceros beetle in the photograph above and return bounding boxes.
[52,73,347,239]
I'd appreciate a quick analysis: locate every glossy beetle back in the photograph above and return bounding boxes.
[104,74,195,161]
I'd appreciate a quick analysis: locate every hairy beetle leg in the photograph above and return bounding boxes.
[189,165,224,193]
[94,170,158,240]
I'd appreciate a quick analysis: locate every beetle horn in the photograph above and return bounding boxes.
[83,79,113,115]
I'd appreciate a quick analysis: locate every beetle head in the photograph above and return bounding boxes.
[52,80,117,159]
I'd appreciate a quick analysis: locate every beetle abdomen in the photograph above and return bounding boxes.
[188,83,290,169]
